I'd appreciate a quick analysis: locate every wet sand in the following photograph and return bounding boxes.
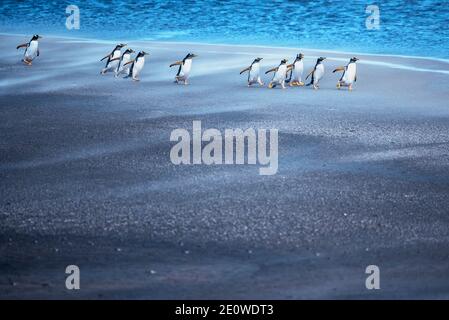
[1,34,449,299]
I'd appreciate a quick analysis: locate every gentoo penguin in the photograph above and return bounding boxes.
[333,57,359,91]
[266,59,289,89]
[100,43,126,75]
[240,57,264,86]
[115,48,135,78]
[123,51,149,81]
[16,35,42,66]
[306,57,326,90]
[286,53,305,86]
[169,53,198,85]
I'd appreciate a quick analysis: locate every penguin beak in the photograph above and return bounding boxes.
[191,54,198,58]
[38,36,42,39]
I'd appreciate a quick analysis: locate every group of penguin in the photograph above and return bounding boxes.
[17,35,359,90]
[241,55,359,90]
[99,43,198,83]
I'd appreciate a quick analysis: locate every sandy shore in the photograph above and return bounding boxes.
[1,34,449,299]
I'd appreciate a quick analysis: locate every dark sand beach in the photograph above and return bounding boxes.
[1,34,449,299]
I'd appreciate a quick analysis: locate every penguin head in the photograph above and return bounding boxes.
[185,53,198,60]
[297,53,304,60]
[31,35,42,41]
[124,48,135,54]
[138,51,149,57]
[350,57,359,63]
[317,57,326,63]
[281,59,288,64]
[116,43,127,49]
[254,57,263,62]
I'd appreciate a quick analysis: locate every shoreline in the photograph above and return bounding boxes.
[2,32,449,67]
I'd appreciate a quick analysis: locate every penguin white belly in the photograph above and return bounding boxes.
[272,65,287,83]
[313,64,324,84]
[25,40,38,59]
[249,63,260,81]
[179,59,192,78]
[293,61,303,81]
[109,51,121,68]
[118,54,131,72]
[133,58,145,78]
[342,63,356,85]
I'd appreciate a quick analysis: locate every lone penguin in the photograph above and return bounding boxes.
[286,53,305,86]
[170,53,198,85]
[333,57,359,91]
[240,57,264,86]
[306,57,326,90]
[16,35,42,66]
[266,59,289,89]
[100,43,126,75]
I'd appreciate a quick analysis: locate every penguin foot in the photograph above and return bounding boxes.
[299,82,304,86]
[268,83,274,89]
[336,82,341,89]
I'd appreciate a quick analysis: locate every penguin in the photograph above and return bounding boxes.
[333,57,359,91]
[123,51,149,81]
[240,57,264,86]
[100,43,126,75]
[16,35,42,66]
[266,59,289,89]
[306,57,326,90]
[169,53,198,85]
[286,53,305,86]
[115,48,135,78]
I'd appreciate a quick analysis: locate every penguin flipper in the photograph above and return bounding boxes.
[240,66,251,74]
[169,61,182,68]
[109,57,120,62]
[100,54,111,62]
[305,69,314,80]
[355,75,357,82]
[333,66,345,73]
[16,43,28,50]
[37,49,40,57]
[265,67,278,74]
[123,60,135,66]
[285,68,293,83]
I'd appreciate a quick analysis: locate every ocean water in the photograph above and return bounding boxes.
[0,0,448,58]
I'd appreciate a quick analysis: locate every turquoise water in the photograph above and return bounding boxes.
[1,0,448,58]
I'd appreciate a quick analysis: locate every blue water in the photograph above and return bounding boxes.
[1,0,448,58]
